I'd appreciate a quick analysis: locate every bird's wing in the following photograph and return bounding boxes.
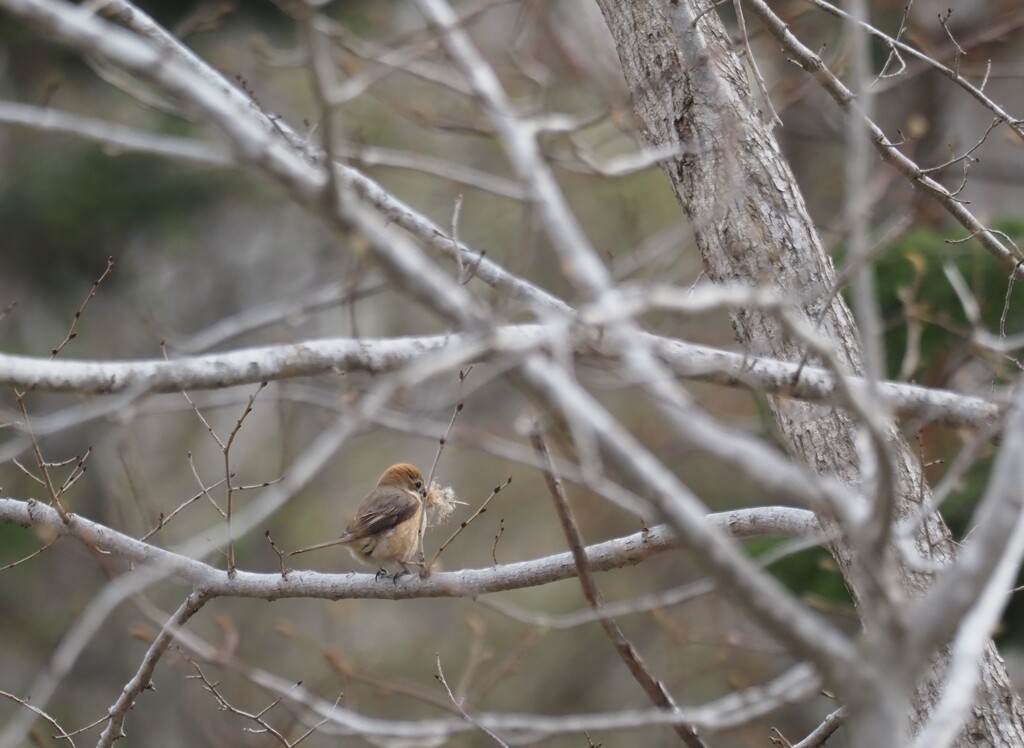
[343,487,420,540]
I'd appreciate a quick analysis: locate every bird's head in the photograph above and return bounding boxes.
[376,463,427,498]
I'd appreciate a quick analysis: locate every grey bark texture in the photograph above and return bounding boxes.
[593,0,1024,744]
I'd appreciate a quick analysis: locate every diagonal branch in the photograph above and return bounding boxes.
[96,590,209,747]
[531,424,709,748]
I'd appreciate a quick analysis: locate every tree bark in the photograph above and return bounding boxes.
[594,0,1024,744]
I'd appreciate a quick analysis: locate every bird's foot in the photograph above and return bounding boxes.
[374,568,388,582]
[391,569,410,585]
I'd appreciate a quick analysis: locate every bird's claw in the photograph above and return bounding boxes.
[374,568,387,582]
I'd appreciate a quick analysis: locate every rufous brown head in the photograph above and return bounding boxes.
[376,463,427,498]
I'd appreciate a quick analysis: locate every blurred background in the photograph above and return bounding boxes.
[1,1,1024,745]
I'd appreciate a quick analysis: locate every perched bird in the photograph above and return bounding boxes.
[339,463,428,580]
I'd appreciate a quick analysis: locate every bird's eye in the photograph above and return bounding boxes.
[415,480,423,489]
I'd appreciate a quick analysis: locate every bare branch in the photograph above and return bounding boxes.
[531,424,708,748]
[0,496,817,602]
[96,590,209,747]
[0,330,1002,428]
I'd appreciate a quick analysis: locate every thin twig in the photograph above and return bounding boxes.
[186,452,226,519]
[0,690,76,747]
[529,423,708,748]
[491,517,504,565]
[436,655,510,747]
[56,447,90,496]
[141,476,228,541]
[14,391,69,522]
[286,536,347,556]
[0,536,58,572]
[429,477,511,569]
[51,256,115,358]
[265,530,291,577]
[420,367,471,568]
[223,381,269,575]
[185,658,332,746]
[425,367,472,490]
[732,0,781,127]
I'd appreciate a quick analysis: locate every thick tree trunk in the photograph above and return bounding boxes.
[594,0,1024,744]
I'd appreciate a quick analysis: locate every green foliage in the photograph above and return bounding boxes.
[870,221,1024,384]
[0,522,37,560]
[769,222,1024,626]
[0,142,229,289]
[749,539,853,611]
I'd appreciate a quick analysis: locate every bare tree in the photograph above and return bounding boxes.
[0,1,1023,747]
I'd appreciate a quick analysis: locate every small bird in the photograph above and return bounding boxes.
[339,463,428,581]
